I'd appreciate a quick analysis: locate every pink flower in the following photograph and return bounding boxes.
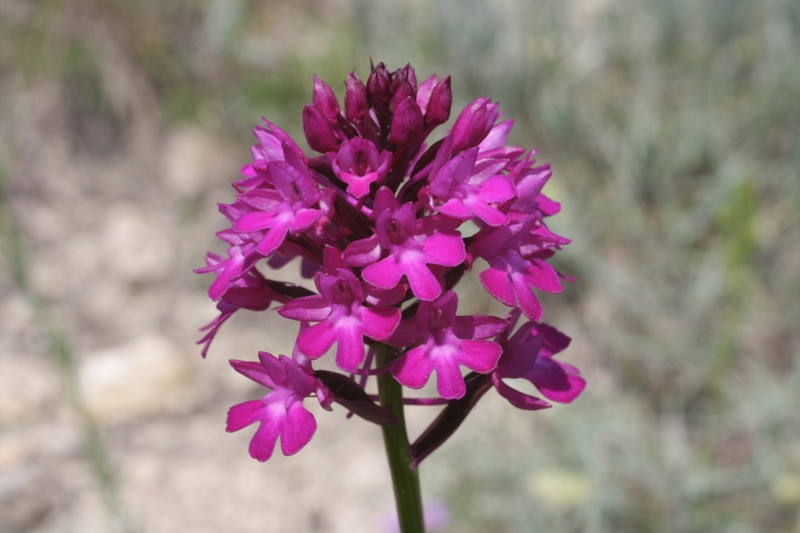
[391,291,506,399]
[427,133,516,227]
[234,142,332,257]
[493,320,586,409]
[471,216,564,320]
[278,258,402,372]
[196,253,277,357]
[194,226,261,301]
[343,187,465,301]
[330,138,392,199]
[227,351,333,462]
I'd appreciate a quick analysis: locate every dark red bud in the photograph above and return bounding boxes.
[392,64,417,93]
[401,63,417,91]
[389,81,415,114]
[388,97,424,145]
[344,71,368,124]
[425,76,452,127]
[312,74,341,124]
[367,62,391,112]
[451,97,499,152]
[303,105,339,153]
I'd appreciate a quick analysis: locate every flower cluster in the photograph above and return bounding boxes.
[197,62,585,463]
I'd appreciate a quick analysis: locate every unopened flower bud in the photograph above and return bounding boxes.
[367,62,392,113]
[425,76,452,128]
[389,80,415,114]
[303,105,339,153]
[345,71,368,124]
[388,96,424,145]
[312,74,341,124]
[394,63,417,92]
[451,97,500,152]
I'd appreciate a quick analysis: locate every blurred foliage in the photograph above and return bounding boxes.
[3,0,800,531]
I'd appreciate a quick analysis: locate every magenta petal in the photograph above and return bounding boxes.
[433,357,467,399]
[453,315,508,340]
[257,351,287,382]
[208,256,244,301]
[492,374,551,411]
[297,321,338,358]
[497,326,543,379]
[458,340,502,374]
[392,347,435,389]
[437,200,473,219]
[226,399,265,432]
[256,223,290,256]
[402,257,443,301]
[537,194,561,216]
[249,416,282,462]
[236,211,276,232]
[282,356,318,397]
[466,199,508,227]
[362,256,405,290]
[513,274,544,321]
[290,208,323,232]
[280,402,317,456]
[343,175,373,199]
[334,319,366,372]
[480,268,516,307]
[478,119,514,152]
[278,296,331,322]
[526,358,586,403]
[476,174,515,203]
[229,360,277,389]
[421,232,466,266]
[343,235,382,267]
[360,307,401,341]
[525,259,563,293]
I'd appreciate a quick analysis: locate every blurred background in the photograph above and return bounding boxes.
[1,0,799,532]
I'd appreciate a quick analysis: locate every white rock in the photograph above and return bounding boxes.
[79,336,192,424]
[101,205,173,283]
[162,127,235,197]
[0,355,58,423]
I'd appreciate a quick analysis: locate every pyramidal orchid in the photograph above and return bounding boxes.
[196,62,584,533]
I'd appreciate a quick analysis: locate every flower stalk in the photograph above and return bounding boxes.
[375,342,425,533]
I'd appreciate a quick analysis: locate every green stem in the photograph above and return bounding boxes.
[375,343,425,533]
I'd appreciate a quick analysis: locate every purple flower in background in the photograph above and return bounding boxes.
[197,61,584,469]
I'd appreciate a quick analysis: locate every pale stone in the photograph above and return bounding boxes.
[78,336,193,424]
[101,206,173,283]
[0,356,58,423]
[162,127,235,197]
[526,469,591,509]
